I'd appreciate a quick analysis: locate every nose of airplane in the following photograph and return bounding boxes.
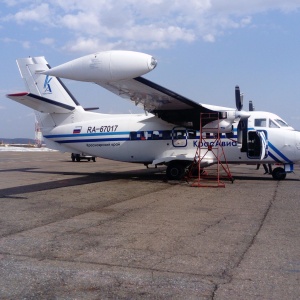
[294,130,300,163]
[296,130,300,150]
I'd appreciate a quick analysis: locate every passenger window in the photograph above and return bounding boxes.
[137,132,147,140]
[152,130,160,140]
[162,130,171,139]
[176,130,186,139]
[188,130,196,139]
[254,119,267,127]
[142,131,148,140]
[130,132,137,140]
[130,131,148,140]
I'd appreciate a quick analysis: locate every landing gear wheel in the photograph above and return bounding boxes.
[189,165,206,177]
[272,167,286,180]
[166,163,185,180]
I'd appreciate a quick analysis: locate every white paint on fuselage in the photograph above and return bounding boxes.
[42,108,300,167]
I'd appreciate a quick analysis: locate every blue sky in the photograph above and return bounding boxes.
[1,0,300,138]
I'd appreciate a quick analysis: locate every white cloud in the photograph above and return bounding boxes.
[62,37,114,52]
[212,0,300,14]
[203,34,215,43]
[60,12,100,34]
[1,0,300,53]
[1,37,31,49]
[1,37,15,43]
[9,3,52,25]
[21,40,30,49]
[2,0,27,6]
[40,38,55,46]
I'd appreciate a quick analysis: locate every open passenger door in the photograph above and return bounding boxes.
[247,130,268,159]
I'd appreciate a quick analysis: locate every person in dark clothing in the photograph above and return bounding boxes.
[256,164,272,174]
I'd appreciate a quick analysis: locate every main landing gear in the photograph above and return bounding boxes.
[166,161,203,180]
[166,161,190,180]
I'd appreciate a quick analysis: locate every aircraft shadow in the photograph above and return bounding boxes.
[0,167,298,198]
[231,175,299,181]
[0,167,167,198]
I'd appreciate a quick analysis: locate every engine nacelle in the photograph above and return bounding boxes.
[202,119,233,133]
[202,110,250,133]
[42,50,157,82]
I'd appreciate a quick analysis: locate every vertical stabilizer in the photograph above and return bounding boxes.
[6,56,86,153]
[16,56,80,109]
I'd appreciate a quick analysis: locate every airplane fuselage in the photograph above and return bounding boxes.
[7,53,300,181]
[42,108,300,174]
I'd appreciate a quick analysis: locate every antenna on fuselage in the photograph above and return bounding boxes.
[249,100,255,111]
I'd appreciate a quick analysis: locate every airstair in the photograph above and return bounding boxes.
[187,113,234,187]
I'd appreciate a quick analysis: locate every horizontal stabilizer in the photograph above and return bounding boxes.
[6,92,75,113]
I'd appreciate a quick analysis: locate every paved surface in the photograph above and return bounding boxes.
[0,151,299,299]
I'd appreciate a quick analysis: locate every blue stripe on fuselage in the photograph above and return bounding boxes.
[43,131,130,139]
[58,137,129,144]
[268,141,292,163]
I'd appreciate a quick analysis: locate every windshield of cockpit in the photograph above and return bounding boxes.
[274,119,289,127]
[254,118,289,128]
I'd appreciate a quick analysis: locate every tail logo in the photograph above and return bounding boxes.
[43,75,52,94]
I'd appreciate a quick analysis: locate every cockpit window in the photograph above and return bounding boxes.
[269,119,280,128]
[254,118,267,127]
[275,119,289,127]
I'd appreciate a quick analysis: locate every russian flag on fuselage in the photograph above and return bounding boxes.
[73,126,82,134]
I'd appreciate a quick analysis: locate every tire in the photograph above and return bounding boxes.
[272,167,286,180]
[166,162,185,180]
[190,166,206,177]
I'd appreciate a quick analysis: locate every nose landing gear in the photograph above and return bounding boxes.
[271,167,286,180]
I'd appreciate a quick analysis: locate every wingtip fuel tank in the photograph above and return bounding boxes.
[42,50,157,82]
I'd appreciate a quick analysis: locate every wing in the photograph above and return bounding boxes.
[96,77,219,129]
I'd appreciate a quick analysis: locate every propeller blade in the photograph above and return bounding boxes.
[249,100,254,111]
[235,85,243,111]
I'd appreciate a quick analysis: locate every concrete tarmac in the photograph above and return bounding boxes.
[0,151,299,299]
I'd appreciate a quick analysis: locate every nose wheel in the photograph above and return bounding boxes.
[272,167,286,180]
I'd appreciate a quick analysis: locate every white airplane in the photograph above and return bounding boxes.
[6,51,300,180]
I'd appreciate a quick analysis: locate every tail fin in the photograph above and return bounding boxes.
[7,56,80,113]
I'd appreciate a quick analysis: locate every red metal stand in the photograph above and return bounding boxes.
[188,113,234,187]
